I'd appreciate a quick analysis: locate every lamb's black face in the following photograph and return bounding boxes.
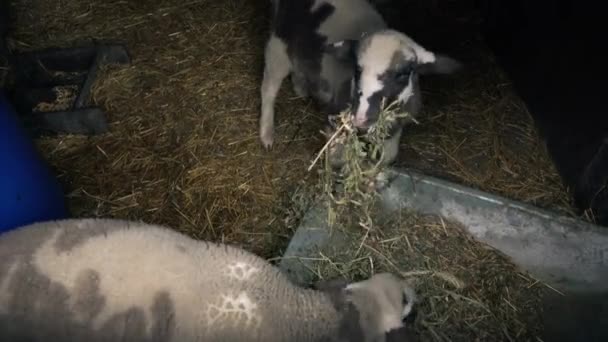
[324,30,462,130]
[349,30,432,130]
[351,58,416,130]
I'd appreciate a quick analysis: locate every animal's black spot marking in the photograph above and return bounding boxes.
[355,49,416,132]
[314,278,365,342]
[150,291,176,341]
[73,269,106,322]
[274,0,334,63]
[98,307,147,340]
[376,50,415,103]
[338,302,365,342]
[363,91,385,124]
[354,63,363,85]
[273,0,336,104]
[0,222,178,341]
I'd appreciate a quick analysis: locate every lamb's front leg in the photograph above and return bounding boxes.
[260,35,292,149]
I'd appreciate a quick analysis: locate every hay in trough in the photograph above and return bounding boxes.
[311,117,547,340]
[307,208,547,342]
[308,91,548,341]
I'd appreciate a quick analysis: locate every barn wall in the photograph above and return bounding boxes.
[0,1,8,54]
[480,0,608,224]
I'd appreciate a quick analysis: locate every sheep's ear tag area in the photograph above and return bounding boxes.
[324,39,359,62]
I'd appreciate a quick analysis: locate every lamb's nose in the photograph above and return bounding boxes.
[353,116,368,128]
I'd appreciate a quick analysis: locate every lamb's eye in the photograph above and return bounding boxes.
[355,65,362,76]
[395,67,412,83]
[402,294,411,308]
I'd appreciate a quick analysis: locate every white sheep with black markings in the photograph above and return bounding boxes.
[260,0,461,167]
[0,218,418,342]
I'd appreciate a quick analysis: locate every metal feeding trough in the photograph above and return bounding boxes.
[279,168,608,341]
[5,43,130,136]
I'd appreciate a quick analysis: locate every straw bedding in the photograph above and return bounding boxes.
[8,0,327,257]
[6,1,573,339]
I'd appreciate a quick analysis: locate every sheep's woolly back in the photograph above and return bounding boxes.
[0,219,340,342]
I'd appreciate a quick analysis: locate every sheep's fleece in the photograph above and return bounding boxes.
[0,218,417,342]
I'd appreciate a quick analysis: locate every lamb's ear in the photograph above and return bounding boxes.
[417,54,463,75]
[324,39,359,62]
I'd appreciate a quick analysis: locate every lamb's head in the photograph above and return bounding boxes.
[315,272,418,342]
[324,29,461,129]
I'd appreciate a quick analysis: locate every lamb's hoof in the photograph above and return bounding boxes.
[261,141,274,151]
[260,131,274,150]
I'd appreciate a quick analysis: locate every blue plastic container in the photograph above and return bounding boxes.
[0,91,69,233]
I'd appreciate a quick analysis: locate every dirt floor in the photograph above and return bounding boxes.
[6,0,578,261]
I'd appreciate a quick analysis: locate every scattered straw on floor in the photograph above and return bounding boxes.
[6,0,583,264]
[396,47,578,219]
[8,0,326,257]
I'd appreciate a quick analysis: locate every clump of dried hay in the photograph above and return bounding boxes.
[307,102,547,341]
[309,98,415,229]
